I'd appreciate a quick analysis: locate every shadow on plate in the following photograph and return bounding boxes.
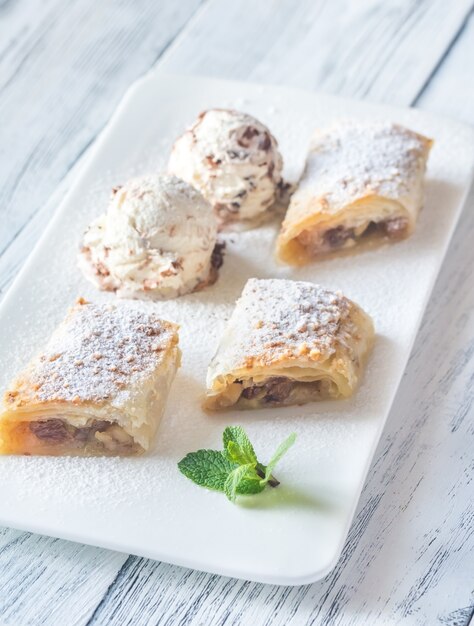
[237,483,335,512]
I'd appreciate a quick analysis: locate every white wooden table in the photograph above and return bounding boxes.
[1,1,473,624]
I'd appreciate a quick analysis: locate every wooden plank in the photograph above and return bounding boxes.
[0,162,80,297]
[0,1,473,625]
[159,0,472,104]
[415,8,474,124]
[0,527,127,626]
[0,0,204,258]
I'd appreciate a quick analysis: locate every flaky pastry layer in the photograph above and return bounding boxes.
[277,122,433,264]
[204,278,374,411]
[0,299,180,456]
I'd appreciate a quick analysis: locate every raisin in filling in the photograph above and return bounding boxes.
[299,216,409,253]
[238,377,332,406]
[323,226,355,248]
[241,377,294,404]
[28,418,136,452]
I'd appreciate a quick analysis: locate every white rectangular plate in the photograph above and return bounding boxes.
[0,74,473,586]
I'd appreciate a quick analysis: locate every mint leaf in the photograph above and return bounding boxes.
[178,427,297,503]
[178,449,236,492]
[224,464,254,502]
[236,476,265,495]
[223,426,257,465]
[262,433,297,485]
[226,440,256,466]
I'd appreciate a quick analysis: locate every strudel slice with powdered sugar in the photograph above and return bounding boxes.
[0,299,180,456]
[204,278,374,411]
[276,122,432,264]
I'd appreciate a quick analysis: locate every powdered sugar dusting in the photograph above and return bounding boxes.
[297,121,431,211]
[8,300,177,406]
[210,278,353,369]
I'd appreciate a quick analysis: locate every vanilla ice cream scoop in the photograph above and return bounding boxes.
[79,174,222,300]
[168,109,284,226]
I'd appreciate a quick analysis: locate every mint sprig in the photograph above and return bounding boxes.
[262,432,297,486]
[177,449,235,491]
[224,464,254,502]
[177,426,296,502]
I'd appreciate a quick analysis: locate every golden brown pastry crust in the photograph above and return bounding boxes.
[204,278,374,411]
[276,122,433,265]
[0,299,180,456]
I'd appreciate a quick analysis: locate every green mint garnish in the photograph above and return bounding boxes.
[178,449,236,492]
[224,463,255,503]
[222,425,257,465]
[261,432,297,486]
[177,426,296,503]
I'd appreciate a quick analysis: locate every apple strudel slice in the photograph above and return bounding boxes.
[276,122,433,265]
[0,299,180,456]
[204,278,374,411]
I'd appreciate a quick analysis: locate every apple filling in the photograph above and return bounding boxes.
[235,376,337,408]
[297,216,409,255]
[5,418,142,456]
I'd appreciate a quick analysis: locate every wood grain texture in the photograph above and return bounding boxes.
[415,8,474,124]
[159,0,472,103]
[0,0,473,624]
[0,0,204,256]
[0,528,127,626]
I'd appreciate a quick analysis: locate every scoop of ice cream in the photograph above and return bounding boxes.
[168,109,284,226]
[79,174,219,299]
